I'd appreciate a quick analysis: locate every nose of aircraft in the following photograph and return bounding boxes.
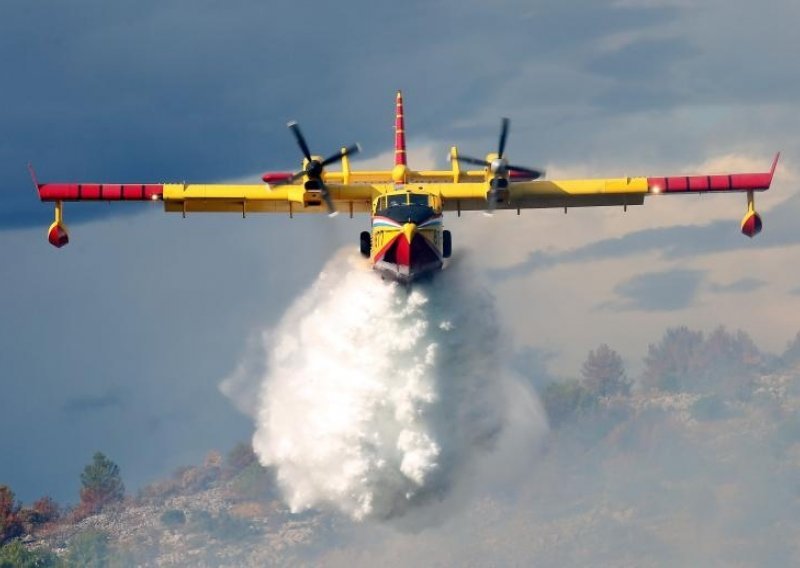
[402,222,417,244]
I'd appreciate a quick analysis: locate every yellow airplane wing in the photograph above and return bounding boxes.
[435,154,779,214]
[34,178,380,246]
[437,177,647,212]
[160,182,376,216]
[34,90,779,252]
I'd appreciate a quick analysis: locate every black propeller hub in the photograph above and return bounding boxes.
[276,121,360,216]
[306,160,324,179]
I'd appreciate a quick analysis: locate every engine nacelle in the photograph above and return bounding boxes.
[487,177,510,206]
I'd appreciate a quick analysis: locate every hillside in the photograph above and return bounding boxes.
[3,327,800,567]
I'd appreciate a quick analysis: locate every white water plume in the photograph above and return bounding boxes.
[222,249,546,521]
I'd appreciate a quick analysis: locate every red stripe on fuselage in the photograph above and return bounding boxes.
[395,235,411,266]
[374,232,402,263]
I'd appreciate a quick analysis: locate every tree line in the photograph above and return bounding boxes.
[542,327,800,428]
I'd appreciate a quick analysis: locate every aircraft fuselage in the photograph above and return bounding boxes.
[365,190,450,283]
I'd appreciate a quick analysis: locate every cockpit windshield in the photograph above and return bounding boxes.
[381,193,430,208]
[387,194,406,207]
[375,192,436,224]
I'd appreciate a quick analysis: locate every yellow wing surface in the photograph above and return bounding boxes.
[37,161,775,216]
[162,175,643,215]
[34,151,778,248]
[160,183,377,216]
[436,177,648,212]
[34,86,778,247]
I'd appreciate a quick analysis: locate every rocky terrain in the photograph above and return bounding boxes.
[6,329,800,567]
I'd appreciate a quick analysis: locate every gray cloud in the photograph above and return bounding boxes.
[62,391,125,416]
[599,269,704,311]
[708,278,766,294]
[490,191,800,282]
[4,0,800,231]
[586,39,698,81]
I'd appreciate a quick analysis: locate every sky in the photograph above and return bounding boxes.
[2,0,800,505]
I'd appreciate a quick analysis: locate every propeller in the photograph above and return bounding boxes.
[275,121,360,216]
[456,118,545,213]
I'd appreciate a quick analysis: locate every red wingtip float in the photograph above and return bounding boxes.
[741,208,763,238]
[47,202,69,248]
[739,152,782,238]
[739,155,779,238]
[34,93,779,284]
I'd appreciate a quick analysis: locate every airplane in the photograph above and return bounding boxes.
[34,91,779,284]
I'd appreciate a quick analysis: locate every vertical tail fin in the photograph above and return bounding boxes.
[394,90,407,167]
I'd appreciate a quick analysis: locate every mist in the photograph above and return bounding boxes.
[308,335,800,567]
[222,249,547,523]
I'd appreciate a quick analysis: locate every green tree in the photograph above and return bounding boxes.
[642,326,703,392]
[643,326,761,396]
[231,462,272,501]
[782,331,800,368]
[581,344,630,397]
[227,442,257,473]
[697,326,761,372]
[695,326,761,397]
[79,452,125,516]
[67,530,109,567]
[0,486,22,545]
[541,380,596,428]
[0,539,60,567]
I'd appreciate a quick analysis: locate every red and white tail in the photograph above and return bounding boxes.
[394,90,407,167]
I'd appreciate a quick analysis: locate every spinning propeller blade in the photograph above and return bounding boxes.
[498,117,509,159]
[457,118,545,214]
[455,155,491,168]
[320,143,360,168]
[274,123,360,215]
[288,121,312,162]
[507,164,545,178]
